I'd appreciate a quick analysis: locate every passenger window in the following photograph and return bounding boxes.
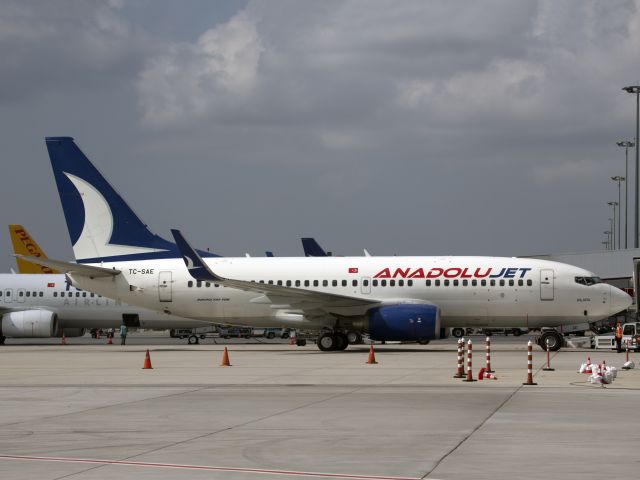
[53,292,58,297]
[408,280,413,287]
[313,280,319,287]
[322,280,328,287]
[373,280,378,287]
[444,279,450,286]
[304,280,310,287]
[471,279,477,286]
[352,280,358,287]
[426,280,431,287]
[518,279,524,286]
[332,280,337,287]
[197,280,202,288]
[295,280,301,287]
[398,279,404,287]
[206,282,211,287]
[342,280,347,287]
[481,279,486,287]
[381,280,387,287]
[390,280,395,287]
[82,292,87,297]
[509,279,514,286]
[60,292,64,297]
[26,291,31,297]
[435,280,441,286]
[214,284,219,287]
[286,280,292,287]
[453,280,459,287]
[363,279,369,287]
[527,279,533,286]
[259,280,264,283]
[462,280,468,286]
[90,293,95,297]
[490,280,496,287]
[268,280,274,285]
[277,280,283,286]
[76,292,80,297]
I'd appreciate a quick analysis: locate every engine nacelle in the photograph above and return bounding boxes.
[363,304,441,342]
[1,310,58,338]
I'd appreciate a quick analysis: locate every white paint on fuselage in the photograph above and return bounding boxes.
[67,256,631,330]
[0,274,211,330]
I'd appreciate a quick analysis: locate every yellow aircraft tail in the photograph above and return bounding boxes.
[9,224,60,274]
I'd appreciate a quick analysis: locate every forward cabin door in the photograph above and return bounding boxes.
[158,271,172,302]
[540,269,554,301]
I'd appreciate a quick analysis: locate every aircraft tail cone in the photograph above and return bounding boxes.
[220,347,232,367]
[366,345,378,364]
[142,349,153,369]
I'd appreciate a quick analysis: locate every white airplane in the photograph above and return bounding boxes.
[20,137,632,351]
[0,225,219,344]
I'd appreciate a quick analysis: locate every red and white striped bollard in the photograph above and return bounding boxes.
[523,340,537,385]
[542,338,554,371]
[463,339,477,382]
[485,336,494,373]
[453,338,464,378]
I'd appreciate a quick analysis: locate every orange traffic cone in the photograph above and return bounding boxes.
[366,345,378,364]
[478,367,498,380]
[220,347,232,367]
[107,334,113,345]
[61,332,66,346]
[142,349,153,369]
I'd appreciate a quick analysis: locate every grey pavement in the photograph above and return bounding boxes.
[0,339,638,479]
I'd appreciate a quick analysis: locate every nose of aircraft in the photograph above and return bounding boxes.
[610,285,633,315]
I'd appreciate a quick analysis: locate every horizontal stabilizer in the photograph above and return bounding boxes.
[15,255,121,278]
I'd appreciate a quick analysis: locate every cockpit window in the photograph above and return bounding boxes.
[575,276,602,286]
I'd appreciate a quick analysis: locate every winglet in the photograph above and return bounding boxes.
[301,237,328,257]
[171,230,223,282]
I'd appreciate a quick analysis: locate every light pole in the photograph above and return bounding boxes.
[605,230,612,250]
[608,206,618,249]
[622,85,640,247]
[617,140,635,249]
[611,177,624,249]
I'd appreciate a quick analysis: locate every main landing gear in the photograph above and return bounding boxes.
[316,331,350,351]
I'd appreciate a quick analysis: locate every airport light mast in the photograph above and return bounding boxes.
[610,184,623,249]
[616,140,635,249]
[604,229,612,250]
[607,205,618,249]
[622,85,640,247]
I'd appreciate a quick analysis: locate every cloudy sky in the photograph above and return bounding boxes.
[1,0,639,271]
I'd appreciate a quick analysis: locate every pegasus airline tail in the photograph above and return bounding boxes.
[9,225,59,274]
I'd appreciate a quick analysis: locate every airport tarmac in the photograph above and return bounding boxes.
[1,337,639,479]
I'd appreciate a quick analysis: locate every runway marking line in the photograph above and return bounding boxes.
[0,454,421,480]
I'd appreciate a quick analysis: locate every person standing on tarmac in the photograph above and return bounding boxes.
[615,322,623,353]
[119,323,128,346]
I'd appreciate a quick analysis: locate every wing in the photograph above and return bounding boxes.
[171,230,380,317]
[14,255,121,278]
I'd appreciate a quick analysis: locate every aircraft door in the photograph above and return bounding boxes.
[4,289,12,303]
[540,269,554,301]
[17,288,25,303]
[158,271,172,302]
[361,277,371,294]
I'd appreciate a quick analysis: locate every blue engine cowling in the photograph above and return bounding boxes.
[367,304,441,342]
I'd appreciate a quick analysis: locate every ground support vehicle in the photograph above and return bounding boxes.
[593,322,640,351]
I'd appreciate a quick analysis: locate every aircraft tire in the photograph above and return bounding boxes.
[417,338,430,345]
[188,335,199,345]
[317,332,336,351]
[539,331,563,351]
[336,333,349,350]
[451,328,465,338]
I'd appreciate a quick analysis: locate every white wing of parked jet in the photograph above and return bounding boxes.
[171,230,387,317]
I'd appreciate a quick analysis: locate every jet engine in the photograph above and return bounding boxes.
[355,304,441,342]
[1,310,58,337]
